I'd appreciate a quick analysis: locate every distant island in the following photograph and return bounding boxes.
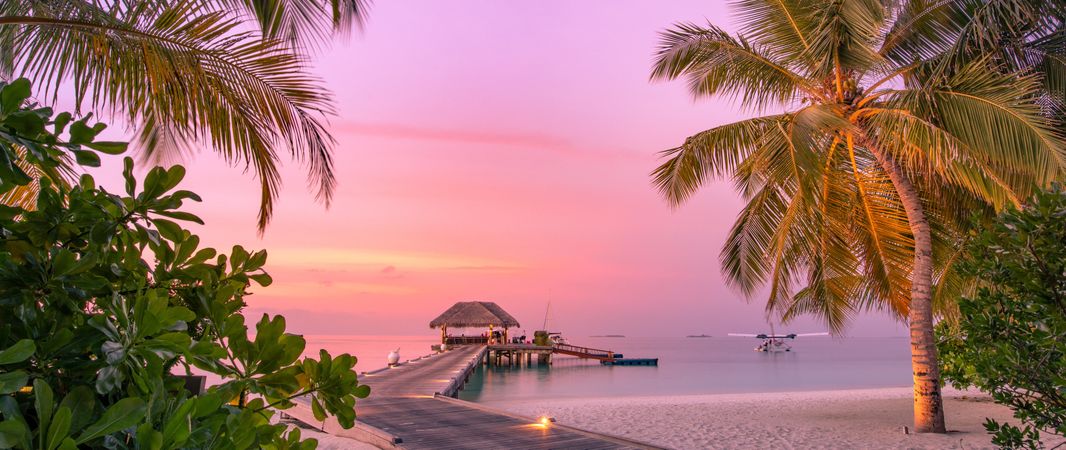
[686,334,712,338]
[590,335,626,338]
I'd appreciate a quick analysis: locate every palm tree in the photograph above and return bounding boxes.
[0,0,370,231]
[912,0,1065,101]
[650,0,1065,433]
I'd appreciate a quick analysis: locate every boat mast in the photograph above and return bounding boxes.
[542,300,551,330]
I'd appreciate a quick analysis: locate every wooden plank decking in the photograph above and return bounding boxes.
[292,345,663,450]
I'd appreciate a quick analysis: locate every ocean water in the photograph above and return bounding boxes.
[457,336,915,404]
[191,335,441,387]
[296,335,915,405]
[302,335,441,370]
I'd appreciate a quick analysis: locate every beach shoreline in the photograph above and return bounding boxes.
[483,387,1064,450]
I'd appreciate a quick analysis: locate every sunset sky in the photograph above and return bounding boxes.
[94,0,910,337]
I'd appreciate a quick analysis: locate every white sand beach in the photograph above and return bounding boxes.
[488,387,1065,450]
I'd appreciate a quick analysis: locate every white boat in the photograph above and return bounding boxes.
[755,337,793,352]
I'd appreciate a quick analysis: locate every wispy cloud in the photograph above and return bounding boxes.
[446,265,525,272]
[255,280,419,297]
[267,247,526,272]
[336,121,572,150]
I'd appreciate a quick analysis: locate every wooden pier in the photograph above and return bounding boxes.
[486,343,554,366]
[484,342,627,366]
[289,345,662,449]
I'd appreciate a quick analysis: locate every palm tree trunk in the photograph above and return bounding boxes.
[871,146,947,433]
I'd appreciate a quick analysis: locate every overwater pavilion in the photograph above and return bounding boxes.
[429,301,521,345]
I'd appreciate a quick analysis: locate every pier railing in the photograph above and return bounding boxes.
[445,336,488,345]
[552,343,616,361]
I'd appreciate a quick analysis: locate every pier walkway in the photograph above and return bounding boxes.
[289,345,661,449]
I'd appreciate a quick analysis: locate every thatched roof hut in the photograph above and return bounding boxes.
[429,301,520,329]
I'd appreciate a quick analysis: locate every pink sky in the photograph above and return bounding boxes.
[92,1,910,337]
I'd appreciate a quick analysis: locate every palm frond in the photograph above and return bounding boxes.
[1033,30,1066,102]
[780,147,865,331]
[805,0,888,77]
[845,136,913,316]
[732,0,817,66]
[214,0,370,49]
[919,61,1065,182]
[761,189,812,318]
[651,22,822,108]
[862,107,1031,209]
[878,0,970,65]
[5,0,339,230]
[652,115,789,206]
[0,144,75,208]
[783,272,860,332]
[927,214,972,322]
[922,0,1062,74]
[720,181,786,296]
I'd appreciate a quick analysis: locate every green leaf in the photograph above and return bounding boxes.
[123,157,136,196]
[0,148,32,187]
[75,397,146,444]
[153,210,203,225]
[0,399,21,427]
[53,112,71,135]
[142,166,166,199]
[311,398,326,422]
[51,249,77,276]
[45,407,72,450]
[136,423,163,450]
[72,150,101,167]
[68,120,97,145]
[249,273,273,287]
[58,387,95,433]
[160,397,195,446]
[4,111,46,136]
[192,392,225,419]
[0,339,35,365]
[34,379,55,435]
[78,174,96,191]
[94,366,123,395]
[0,419,28,449]
[85,141,127,155]
[246,250,268,271]
[152,218,184,243]
[170,190,202,203]
[0,78,30,114]
[160,166,186,194]
[0,371,26,395]
[230,245,249,270]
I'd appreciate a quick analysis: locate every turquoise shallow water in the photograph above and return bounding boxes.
[457,336,914,404]
[296,335,914,404]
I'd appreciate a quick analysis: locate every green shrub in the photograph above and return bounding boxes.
[0,78,369,449]
[938,186,1066,449]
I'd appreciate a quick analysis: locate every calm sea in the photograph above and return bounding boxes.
[298,335,914,405]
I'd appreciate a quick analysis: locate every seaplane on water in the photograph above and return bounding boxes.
[728,325,829,352]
